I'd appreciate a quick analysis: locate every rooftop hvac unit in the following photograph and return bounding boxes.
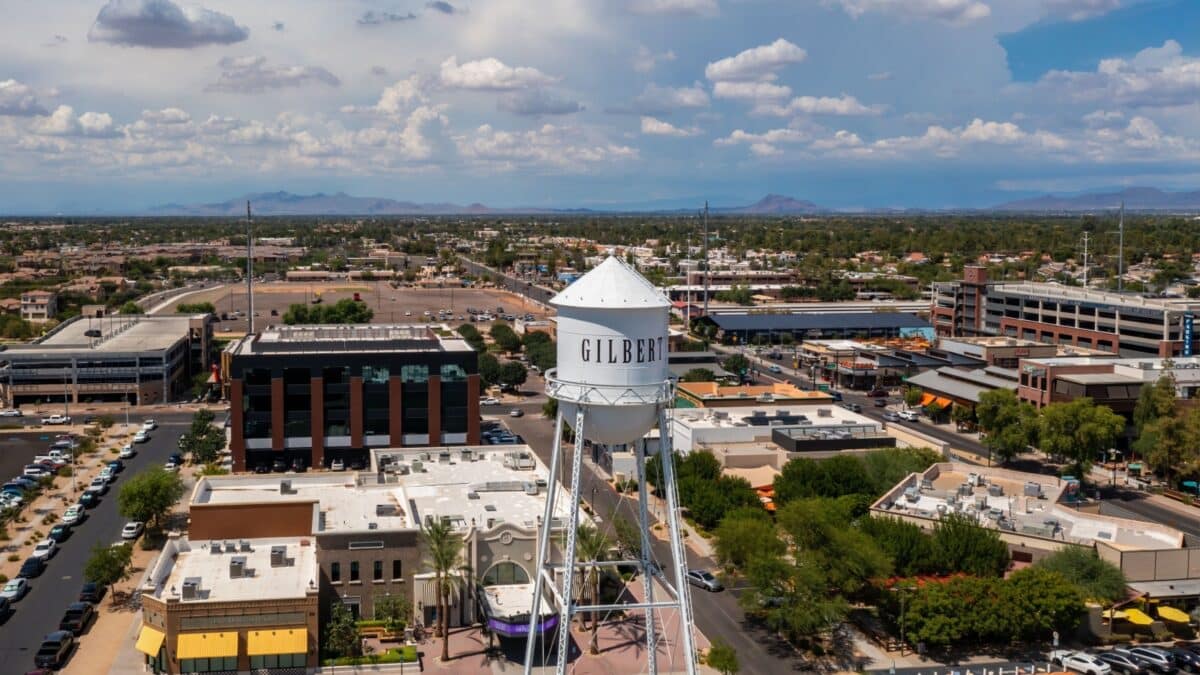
[368,522,378,530]
[523,482,538,495]
[420,452,431,461]
[974,495,987,509]
[714,411,729,420]
[223,541,236,553]
[229,556,246,578]
[270,546,286,567]
[239,540,252,552]
[1023,481,1042,498]
[438,450,451,463]
[988,484,1004,497]
[412,460,423,473]
[280,479,292,494]
[467,490,480,500]
[817,408,832,417]
[958,483,973,497]
[182,577,200,600]
[752,409,766,417]
[776,410,790,417]
[920,479,934,490]
[461,449,473,462]
[209,541,222,554]
[904,487,920,502]
[394,463,410,475]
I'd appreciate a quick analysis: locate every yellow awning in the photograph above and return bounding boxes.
[1125,608,1154,626]
[1158,606,1191,623]
[247,628,308,656]
[135,625,165,657]
[177,632,238,659]
[934,397,953,408]
[919,393,936,406]
[1102,609,1127,620]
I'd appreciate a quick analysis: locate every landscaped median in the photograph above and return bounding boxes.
[322,645,418,667]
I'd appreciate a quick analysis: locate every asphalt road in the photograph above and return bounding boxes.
[0,411,191,670]
[500,401,803,674]
[458,257,556,306]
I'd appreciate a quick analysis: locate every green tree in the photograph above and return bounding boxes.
[456,324,485,351]
[499,360,527,388]
[117,467,185,529]
[741,550,849,640]
[1034,546,1127,604]
[84,542,132,605]
[950,404,976,431]
[489,323,522,353]
[976,389,1038,464]
[706,640,740,675]
[574,524,610,654]
[176,301,217,314]
[904,386,924,409]
[930,513,1009,577]
[680,368,716,382]
[860,516,936,577]
[612,514,642,560]
[1001,567,1085,641]
[1133,410,1200,485]
[119,300,143,314]
[1038,398,1125,474]
[478,353,501,387]
[721,354,750,378]
[325,599,360,659]
[373,594,412,635]
[713,507,785,570]
[777,498,891,596]
[421,519,465,663]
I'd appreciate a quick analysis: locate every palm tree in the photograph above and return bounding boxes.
[421,519,466,663]
[575,524,611,655]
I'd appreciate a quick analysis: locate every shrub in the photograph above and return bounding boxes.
[6,554,18,562]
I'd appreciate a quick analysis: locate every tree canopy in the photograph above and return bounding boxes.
[1034,546,1127,604]
[283,298,373,324]
[117,467,185,528]
[1038,397,1125,474]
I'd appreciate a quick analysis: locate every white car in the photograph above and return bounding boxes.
[31,539,57,559]
[0,408,22,417]
[141,419,157,431]
[164,460,180,472]
[119,444,135,459]
[1051,650,1111,675]
[62,505,85,525]
[0,578,29,601]
[0,493,22,509]
[897,410,920,422]
[480,397,500,406]
[121,521,144,540]
[133,431,150,443]
[41,414,70,425]
[85,477,108,495]
[330,458,346,471]
[99,467,116,483]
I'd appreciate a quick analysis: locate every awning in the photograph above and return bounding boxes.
[135,625,165,657]
[1124,608,1154,626]
[177,632,238,659]
[919,393,936,406]
[1158,606,1191,623]
[934,397,953,408]
[1102,609,1127,620]
[247,628,308,656]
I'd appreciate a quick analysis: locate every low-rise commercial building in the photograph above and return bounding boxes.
[225,324,481,472]
[1017,355,1200,412]
[0,314,214,406]
[698,311,933,345]
[675,381,831,408]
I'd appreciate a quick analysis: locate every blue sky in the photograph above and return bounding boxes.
[1,0,1198,213]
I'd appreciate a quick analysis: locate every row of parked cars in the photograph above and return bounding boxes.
[1052,643,1200,675]
[27,583,109,670]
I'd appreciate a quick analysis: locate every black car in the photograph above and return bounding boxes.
[78,582,104,604]
[168,453,183,466]
[348,459,366,471]
[271,458,288,473]
[58,603,94,635]
[1098,651,1147,675]
[18,557,45,579]
[290,458,307,473]
[1171,648,1200,672]
[34,631,74,669]
[254,464,270,474]
[0,596,10,621]
[78,492,99,509]
[106,460,124,473]
[47,524,70,543]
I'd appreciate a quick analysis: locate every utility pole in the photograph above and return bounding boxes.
[1117,201,1125,293]
[1081,231,1090,287]
[702,201,710,316]
[685,232,692,329]
[246,201,255,335]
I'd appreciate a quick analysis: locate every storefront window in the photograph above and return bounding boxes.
[180,657,238,673]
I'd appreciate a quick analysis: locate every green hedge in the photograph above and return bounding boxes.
[322,646,418,666]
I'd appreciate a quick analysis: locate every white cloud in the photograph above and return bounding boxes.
[713,81,792,102]
[811,130,864,151]
[1038,40,1200,108]
[35,105,121,138]
[633,45,677,74]
[628,0,719,16]
[715,127,809,157]
[88,0,249,48]
[867,71,892,81]
[822,0,990,24]
[455,123,638,170]
[439,56,557,91]
[346,76,428,116]
[205,56,340,94]
[1083,109,1124,128]
[617,82,711,115]
[640,116,701,137]
[498,90,583,116]
[704,39,807,82]
[1041,0,1121,21]
[0,80,48,116]
[753,94,884,116]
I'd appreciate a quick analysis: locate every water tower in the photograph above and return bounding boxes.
[524,256,698,675]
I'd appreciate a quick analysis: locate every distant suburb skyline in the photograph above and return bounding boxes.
[1,0,1199,213]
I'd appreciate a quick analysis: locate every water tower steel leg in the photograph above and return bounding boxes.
[656,406,699,675]
[523,410,565,674]
[634,439,659,675]
[554,405,588,675]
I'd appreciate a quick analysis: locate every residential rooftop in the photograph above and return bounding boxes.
[143,536,318,603]
[227,323,474,356]
[4,314,202,357]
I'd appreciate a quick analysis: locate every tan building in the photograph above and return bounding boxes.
[676,381,832,408]
[20,289,56,321]
[136,535,319,674]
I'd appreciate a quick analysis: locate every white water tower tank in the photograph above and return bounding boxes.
[551,256,670,445]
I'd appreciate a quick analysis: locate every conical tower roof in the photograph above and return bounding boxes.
[550,256,669,309]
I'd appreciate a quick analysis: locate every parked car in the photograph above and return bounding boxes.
[1052,650,1113,675]
[48,524,71,543]
[118,444,135,459]
[509,409,524,418]
[0,409,23,417]
[79,491,100,508]
[78,582,104,604]
[98,467,116,484]
[31,539,57,560]
[767,364,783,374]
[686,569,724,592]
[22,465,50,478]
[34,631,75,669]
[120,522,144,540]
[897,410,920,422]
[481,396,500,406]
[348,459,366,471]
[58,602,95,635]
[330,458,346,471]
[141,419,157,431]
[40,415,70,425]
[61,506,85,526]
[85,477,108,495]
[133,431,149,444]
[106,459,124,473]
[874,398,888,407]
[290,458,307,473]
[0,578,30,601]
[271,458,287,473]
[163,460,179,472]
[18,556,46,579]
[253,464,270,474]
[839,402,863,413]
[1114,647,1177,674]
[867,389,889,397]
[1169,649,1200,673]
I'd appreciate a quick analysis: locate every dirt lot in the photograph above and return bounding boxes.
[154,281,554,333]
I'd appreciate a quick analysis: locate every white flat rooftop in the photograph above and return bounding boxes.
[145,537,316,603]
[8,314,199,356]
[673,404,880,432]
[480,583,553,620]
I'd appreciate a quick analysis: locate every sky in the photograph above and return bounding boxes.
[1,0,1199,213]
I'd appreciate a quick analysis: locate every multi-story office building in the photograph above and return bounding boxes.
[932,267,1200,357]
[225,324,481,472]
[0,314,214,407]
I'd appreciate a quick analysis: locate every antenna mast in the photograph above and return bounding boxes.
[702,201,710,315]
[1117,201,1125,293]
[246,201,255,335]
[1081,231,1090,287]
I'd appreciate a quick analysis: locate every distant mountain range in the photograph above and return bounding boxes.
[994,187,1200,212]
[147,191,826,216]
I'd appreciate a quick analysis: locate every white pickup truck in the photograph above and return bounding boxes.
[41,414,71,425]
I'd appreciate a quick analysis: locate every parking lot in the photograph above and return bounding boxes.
[155,281,553,333]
